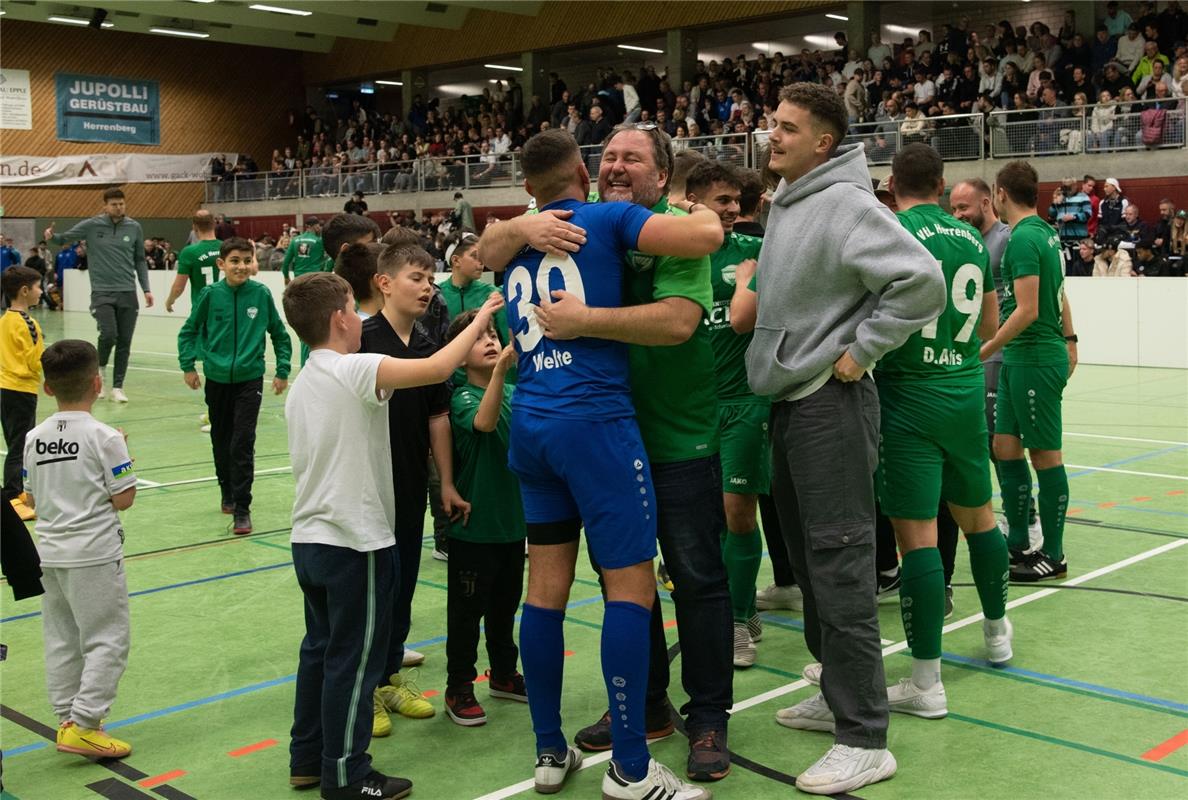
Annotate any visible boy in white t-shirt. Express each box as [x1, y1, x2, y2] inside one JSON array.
[[22, 339, 138, 760], [281, 272, 502, 800]]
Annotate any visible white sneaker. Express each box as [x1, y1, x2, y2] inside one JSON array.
[[111, 387, 129, 403], [533, 746, 582, 794], [97, 378, 107, 399], [776, 692, 835, 732], [795, 744, 896, 795], [402, 648, 425, 667], [802, 662, 822, 685], [886, 677, 947, 719], [200, 423, 212, 433], [432, 547, 449, 562], [1028, 517, 1044, 551], [984, 616, 1014, 665], [756, 582, 804, 611], [602, 758, 710, 800], [733, 622, 756, 668], [746, 612, 763, 642]]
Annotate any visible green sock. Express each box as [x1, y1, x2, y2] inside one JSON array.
[[1036, 465, 1069, 561], [722, 528, 763, 623], [997, 459, 1033, 550], [899, 547, 944, 660], [966, 528, 1009, 620]]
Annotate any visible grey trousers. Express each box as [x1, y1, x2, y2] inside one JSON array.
[[769, 376, 889, 749], [90, 291, 139, 389], [41, 561, 131, 729]]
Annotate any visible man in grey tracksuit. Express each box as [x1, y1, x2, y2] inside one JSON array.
[[45, 188, 154, 401], [743, 84, 945, 795]]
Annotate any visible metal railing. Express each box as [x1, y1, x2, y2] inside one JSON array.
[[988, 96, 1186, 158]]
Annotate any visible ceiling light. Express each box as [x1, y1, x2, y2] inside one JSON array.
[[617, 44, 664, 54], [826, 13, 849, 21], [49, 15, 113, 27], [250, 4, 312, 16], [376, 80, 403, 86], [804, 35, 836, 48], [188, 0, 217, 3], [150, 27, 210, 38], [484, 63, 523, 72]]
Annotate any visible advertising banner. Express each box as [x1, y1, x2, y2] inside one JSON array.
[[56, 73, 160, 145]]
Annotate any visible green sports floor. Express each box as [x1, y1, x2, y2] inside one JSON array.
[[2, 310, 1186, 800]]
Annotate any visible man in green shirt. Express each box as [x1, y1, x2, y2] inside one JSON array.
[[282, 218, 329, 285], [981, 160, 1078, 582], [683, 161, 768, 671], [514, 126, 734, 783], [166, 210, 221, 313], [874, 144, 1014, 720]]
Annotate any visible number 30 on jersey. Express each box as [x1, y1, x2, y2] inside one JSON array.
[[505, 254, 588, 352]]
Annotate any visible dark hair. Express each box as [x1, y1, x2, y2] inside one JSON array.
[[219, 236, 253, 260], [521, 128, 581, 200], [283, 272, 352, 347], [381, 225, 423, 248], [42, 340, 99, 403], [334, 242, 382, 303], [669, 148, 708, 194], [102, 187, 125, 202], [444, 230, 480, 265], [736, 168, 766, 217], [445, 308, 483, 343], [376, 243, 435, 276], [995, 160, 1039, 208], [2, 265, 42, 302], [604, 124, 675, 188], [685, 160, 743, 198], [192, 209, 215, 233], [454, 191, 464, 199], [322, 213, 381, 264], [777, 83, 848, 154], [891, 143, 945, 200]]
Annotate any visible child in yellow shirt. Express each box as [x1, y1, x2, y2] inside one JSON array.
[[1, 266, 46, 520]]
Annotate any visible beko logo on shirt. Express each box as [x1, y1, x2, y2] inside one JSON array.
[[36, 439, 79, 455]]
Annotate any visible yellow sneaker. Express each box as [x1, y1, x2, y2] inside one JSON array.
[[10, 497, 35, 522], [372, 688, 392, 737], [378, 669, 435, 719], [56, 721, 131, 758]]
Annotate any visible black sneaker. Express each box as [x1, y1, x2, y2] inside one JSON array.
[[686, 728, 730, 782], [444, 684, 487, 727], [573, 704, 674, 752], [876, 568, 901, 603], [1008, 546, 1031, 566], [487, 670, 528, 702], [320, 770, 411, 800], [1010, 551, 1067, 583], [944, 585, 954, 620], [233, 512, 253, 535]]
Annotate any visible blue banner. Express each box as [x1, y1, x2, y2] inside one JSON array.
[[55, 73, 160, 146]]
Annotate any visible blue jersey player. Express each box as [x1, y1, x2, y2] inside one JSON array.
[[478, 129, 723, 799]]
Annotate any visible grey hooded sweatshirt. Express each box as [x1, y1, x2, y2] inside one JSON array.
[[746, 143, 945, 401]]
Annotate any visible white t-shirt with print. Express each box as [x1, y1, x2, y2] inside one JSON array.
[[286, 349, 395, 552], [23, 411, 136, 567]]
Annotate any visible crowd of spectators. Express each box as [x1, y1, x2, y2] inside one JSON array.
[[212, 1, 1188, 200]]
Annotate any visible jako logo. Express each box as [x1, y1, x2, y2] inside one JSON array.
[[36, 439, 79, 455]]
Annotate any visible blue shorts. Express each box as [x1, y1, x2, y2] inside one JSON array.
[[508, 411, 657, 569]]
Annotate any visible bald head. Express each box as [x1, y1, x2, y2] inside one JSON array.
[[193, 209, 215, 233]]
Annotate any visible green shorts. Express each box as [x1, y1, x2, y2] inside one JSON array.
[[876, 380, 993, 519], [995, 362, 1068, 451], [719, 401, 771, 495]]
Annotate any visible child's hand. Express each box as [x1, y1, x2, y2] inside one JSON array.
[[184, 371, 202, 390], [494, 344, 517, 375], [272, 377, 288, 395], [441, 484, 472, 526], [474, 292, 505, 328]]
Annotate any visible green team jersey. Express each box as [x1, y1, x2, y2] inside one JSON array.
[[177, 238, 222, 302], [449, 381, 525, 544], [282, 231, 329, 279], [625, 199, 720, 464], [707, 232, 767, 404], [1000, 215, 1068, 367], [877, 204, 992, 384]]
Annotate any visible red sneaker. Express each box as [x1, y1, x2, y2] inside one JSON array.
[[445, 684, 487, 727]]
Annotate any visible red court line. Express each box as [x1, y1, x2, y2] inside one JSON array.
[[1068, 508, 1084, 515], [476, 675, 488, 683], [1097, 502, 1118, 509], [228, 738, 278, 758], [563, 650, 575, 656], [423, 690, 440, 698], [1142, 730, 1188, 762], [140, 769, 187, 788], [1132, 496, 1153, 502], [664, 619, 678, 629], [1168, 490, 1185, 496]]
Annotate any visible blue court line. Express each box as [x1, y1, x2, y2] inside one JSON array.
[[1067, 444, 1188, 479], [0, 562, 293, 624]]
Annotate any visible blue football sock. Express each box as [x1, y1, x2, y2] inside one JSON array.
[[602, 600, 652, 781], [520, 603, 567, 755]]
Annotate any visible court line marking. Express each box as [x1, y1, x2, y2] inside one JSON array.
[[1142, 729, 1188, 762], [136, 465, 292, 489], [473, 537, 1188, 800], [1066, 432, 1188, 447], [1065, 464, 1188, 481]]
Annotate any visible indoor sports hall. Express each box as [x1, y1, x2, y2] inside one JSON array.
[[1, 2, 1186, 799]]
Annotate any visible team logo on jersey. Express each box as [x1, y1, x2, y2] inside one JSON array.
[[721, 263, 738, 286], [633, 459, 643, 470], [629, 252, 655, 273], [123, 235, 130, 242], [112, 461, 134, 478], [246, 306, 258, 319]]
